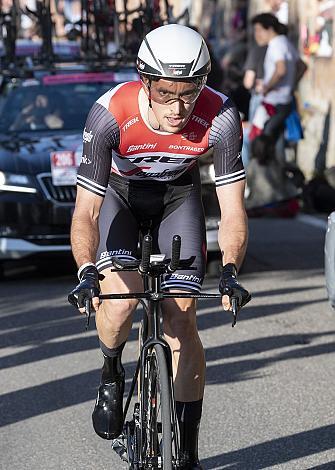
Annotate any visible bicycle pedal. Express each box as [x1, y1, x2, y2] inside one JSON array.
[[111, 438, 128, 462]]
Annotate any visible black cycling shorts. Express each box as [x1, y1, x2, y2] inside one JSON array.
[[96, 167, 207, 292]]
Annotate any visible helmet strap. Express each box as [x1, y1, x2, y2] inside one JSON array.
[[148, 79, 152, 109]]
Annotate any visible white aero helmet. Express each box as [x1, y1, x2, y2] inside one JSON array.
[[136, 24, 211, 79]]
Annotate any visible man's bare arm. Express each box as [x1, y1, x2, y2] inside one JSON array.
[[263, 59, 286, 95], [243, 69, 256, 90], [216, 180, 248, 271], [71, 186, 104, 268]]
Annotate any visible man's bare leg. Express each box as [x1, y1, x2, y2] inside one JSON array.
[[92, 269, 142, 440], [162, 297, 205, 469]]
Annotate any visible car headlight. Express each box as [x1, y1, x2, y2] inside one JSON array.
[[0, 171, 37, 193], [199, 163, 216, 184]]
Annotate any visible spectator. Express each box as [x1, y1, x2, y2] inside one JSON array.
[[249, 13, 307, 162], [266, 0, 289, 25], [10, 93, 64, 131], [243, 44, 267, 122], [231, 0, 248, 42]]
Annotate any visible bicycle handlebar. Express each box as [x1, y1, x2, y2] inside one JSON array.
[[93, 234, 246, 327], [139, 234, 152, 274], [168, 235, 181, 272]]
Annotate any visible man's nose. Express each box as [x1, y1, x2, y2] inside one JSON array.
[[170, 99, 183, 115]]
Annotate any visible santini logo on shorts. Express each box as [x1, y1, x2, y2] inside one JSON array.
[[100, 249, 132, 259]]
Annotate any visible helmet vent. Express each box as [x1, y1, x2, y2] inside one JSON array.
[[190, 42, 203, 74], [144, 37, 163, 75]]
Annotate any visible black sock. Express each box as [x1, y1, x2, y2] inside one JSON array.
[[99, 340, 125, 383], [176, 399, 203, 463]]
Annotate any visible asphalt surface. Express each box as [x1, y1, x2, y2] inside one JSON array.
[[1, 216, 335, 470]]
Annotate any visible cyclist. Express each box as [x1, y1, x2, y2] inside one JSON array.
[[68, 24, 250, 469]]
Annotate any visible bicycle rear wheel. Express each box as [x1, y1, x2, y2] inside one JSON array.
[[141, 343, 175, 469]]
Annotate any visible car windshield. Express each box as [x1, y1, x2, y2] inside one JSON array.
[[0, 73, 136, 133]]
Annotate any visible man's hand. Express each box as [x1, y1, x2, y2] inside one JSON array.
[[219, 263, 251, 311], [68, 265, 100, 314], [254, 79, 264, 94]]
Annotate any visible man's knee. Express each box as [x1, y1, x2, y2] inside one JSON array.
[[163, 298, 197, 339], [99, 299, 137, 328]]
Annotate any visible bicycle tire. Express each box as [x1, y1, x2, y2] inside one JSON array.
[[141, 343, 173, 469]]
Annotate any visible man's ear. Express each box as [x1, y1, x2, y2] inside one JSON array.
[[141, 76, 150, 87], [141, 76, 150, 96]]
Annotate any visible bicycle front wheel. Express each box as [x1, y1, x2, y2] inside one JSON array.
[[141, 343, 174, 469]]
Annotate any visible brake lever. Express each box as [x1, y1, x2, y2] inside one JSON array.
[[84, 298, 92, 331], [231, 297, 239, 328]]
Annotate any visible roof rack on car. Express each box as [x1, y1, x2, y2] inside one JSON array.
[[0, 0, 189, 78]]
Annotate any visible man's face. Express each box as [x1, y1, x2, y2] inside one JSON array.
[[143, 78, 202, 133], [254, 23, 271, 46], [35, 94, 48, 108]]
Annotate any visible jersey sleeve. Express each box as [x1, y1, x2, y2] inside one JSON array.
[[76, 101, 120, 197], [209, 98, 245, 187]]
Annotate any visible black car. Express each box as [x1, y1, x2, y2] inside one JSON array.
[[0, 61, 221, 275]]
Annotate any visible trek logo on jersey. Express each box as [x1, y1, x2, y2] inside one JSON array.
[[126, 154, 195, 164], [123, 116, 139, 132], [172, 69, 183, 76], [83, 128, 94, 143], [191, 115, 210, 128], [126, 143, 158, 153]]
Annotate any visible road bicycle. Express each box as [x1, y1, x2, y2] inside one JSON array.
[[85, 233, 239, 469]]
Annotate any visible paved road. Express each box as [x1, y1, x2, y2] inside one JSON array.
[[1, 217, 335, 470]]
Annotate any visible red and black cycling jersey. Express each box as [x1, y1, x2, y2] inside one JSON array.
[[77, 81, 245, 198]]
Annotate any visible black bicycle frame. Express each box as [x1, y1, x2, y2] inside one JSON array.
[[99, 267, 223, 455]]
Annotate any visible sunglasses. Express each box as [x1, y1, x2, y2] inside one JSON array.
[[146, 77, 206, 105]]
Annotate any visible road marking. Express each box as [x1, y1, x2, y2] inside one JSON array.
[[296, 214, 328, 230]]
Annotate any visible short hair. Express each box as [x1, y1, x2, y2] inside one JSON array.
[[251, 13, 287, 35]]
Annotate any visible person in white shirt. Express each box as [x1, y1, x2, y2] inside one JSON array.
[[251, 13, 307, 150]]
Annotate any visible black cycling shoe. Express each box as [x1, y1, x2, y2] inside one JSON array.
[[92, 374, 125, 440]]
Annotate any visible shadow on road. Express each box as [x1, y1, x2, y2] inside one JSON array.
[[202, 424, 335, 469], [0, 360, 137, 428], [206, 333, 335, 385], [0, 291, 328, 367]]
